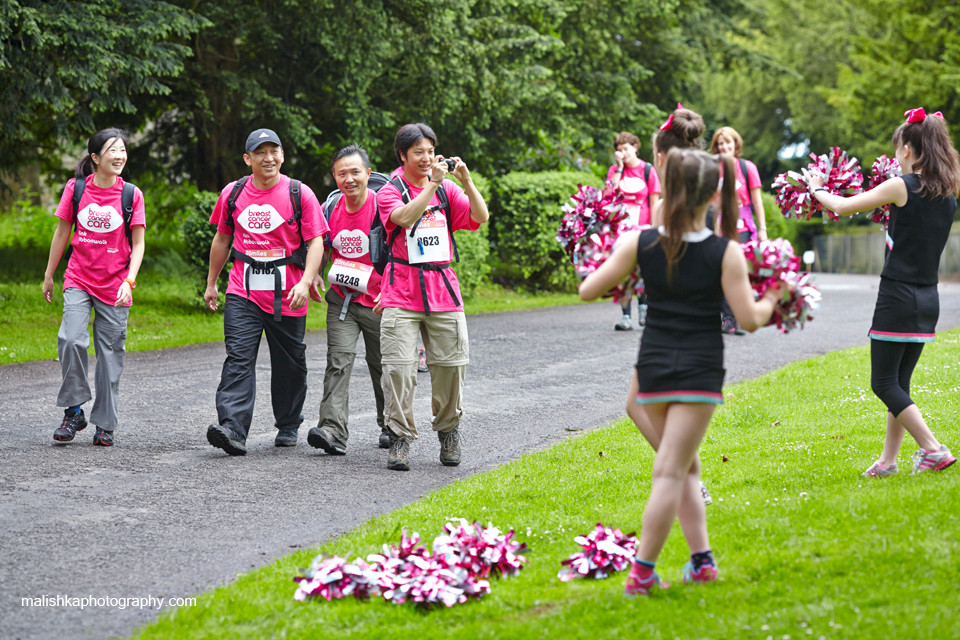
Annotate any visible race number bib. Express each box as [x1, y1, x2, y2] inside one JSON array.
[[405, 212, 450, 264], [243, 249, 287, 291], [327, 257, 374, 294]]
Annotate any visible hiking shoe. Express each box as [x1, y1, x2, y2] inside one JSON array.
[[387, 435, 410, 471], [624, 562, 669, 597], [438, 428, 461, 467], [614, 315, 633, 331], [699, 480, 713, 506], [378, 427, 391, 449], [274, 426, 299, 447], [862, 461, 898, 478], [92, 427, 114, 447], [53, 410, 87, 442], [307, 426, 346, 455], [912, 446, 956, 474], [206, 423, 247, 456], [638, 303, 648, 327], [682, 561, 718, 584], [417, 347, 428, 372]]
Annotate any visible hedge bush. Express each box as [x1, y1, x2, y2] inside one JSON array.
[[180, 190, 222, 294], [489, 170, 601, 291]]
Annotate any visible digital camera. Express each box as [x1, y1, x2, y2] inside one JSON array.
[[443, 158, 456, 172]]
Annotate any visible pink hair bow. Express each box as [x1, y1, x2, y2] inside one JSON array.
[[659, 102, 686, 131], [904, 107, 944, 123]]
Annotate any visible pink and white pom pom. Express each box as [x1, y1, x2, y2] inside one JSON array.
[[557, 523, 638, 581], [556, 185, 639, 300], [773, 147, 864, 222], [432, 519, 529, 581], [868, 155, 901, 229], [293, 555, 381, 602], [740, 238, 821, 333]]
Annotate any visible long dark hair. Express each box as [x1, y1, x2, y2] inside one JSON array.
[[658, 149, 738, 282], [892, 115, 960, 198], [73, 128, 128, 179]]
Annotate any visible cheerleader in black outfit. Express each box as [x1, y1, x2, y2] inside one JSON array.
[[807, 107, 959, 478], [580, 149, 782, 596]]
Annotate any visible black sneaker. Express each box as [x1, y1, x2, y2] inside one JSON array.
[[93, 427, 114, 447], [307, 426, 346, 455], [53, 410, 87, 442], [438, 428, 461, 467], [378, 427, 391, 449], [206, 423, 247, 456], [274, 426, 299, 447], [387, 434, 410, 471]]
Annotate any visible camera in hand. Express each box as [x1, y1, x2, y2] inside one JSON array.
[[443, 158, 456, 172]]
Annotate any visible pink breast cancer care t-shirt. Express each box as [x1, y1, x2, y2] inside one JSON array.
[[55, 175, 146, 307], [605, 161, 661, 227], [209, 175, 327, 317], [377, 176, 480, 312], [327, 192, 381, 307]]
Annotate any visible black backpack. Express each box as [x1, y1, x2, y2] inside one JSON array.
[[322, 171, 391, 267], [65, 177, 136, 264], [222, 175, 307, 321]]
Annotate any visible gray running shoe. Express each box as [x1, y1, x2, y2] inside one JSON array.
[[378, 427, 391, 449], [862, 460, 898, 478], [307, 426, 346, 455], [438, 428, 461, 467], [387, 435, 410, 471], [614, 315, 633, 331]]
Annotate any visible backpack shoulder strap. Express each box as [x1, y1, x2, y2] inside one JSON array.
[[121, 182, 135, 245], [643, 161, 651, 184], [224, 175, 249, 232], [738, 158, 756, 216], [71, 177, 86, 226], [435, 183, 459, 263]]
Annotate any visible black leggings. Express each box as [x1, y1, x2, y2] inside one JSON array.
[[870, 339, 925, 417]]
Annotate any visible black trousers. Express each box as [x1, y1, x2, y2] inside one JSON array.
[[215, 294, 307, 438], [870, 339, 925, 417]]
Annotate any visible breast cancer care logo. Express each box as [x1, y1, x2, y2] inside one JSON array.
[[238, 204, 285, 234], [333, 229, 370, 257], [78, 204, 123, 233]]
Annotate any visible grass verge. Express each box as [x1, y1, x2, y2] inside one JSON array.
[[133, 330, 960, 639]]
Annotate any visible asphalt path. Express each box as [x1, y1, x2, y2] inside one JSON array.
[[3, 273, 960, 639]]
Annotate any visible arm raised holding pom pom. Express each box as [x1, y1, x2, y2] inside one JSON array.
[[720, 241, 782, 332], [806, 167, 907, 216]]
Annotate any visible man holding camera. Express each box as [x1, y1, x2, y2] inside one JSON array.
[[375, 123, 489, 471]]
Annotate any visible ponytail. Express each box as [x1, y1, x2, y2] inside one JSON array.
[[892, 115, 960, 198], [73, 127, 128, 179], [717, 153, 739, 241], [659, 149, 726, 282]]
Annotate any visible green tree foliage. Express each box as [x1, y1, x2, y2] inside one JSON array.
[[489, 170, 601, 291], [0, 0, 208, 176]]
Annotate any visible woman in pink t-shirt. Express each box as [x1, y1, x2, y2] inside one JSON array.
[[42, 128, 146, 447], [709, 127, 768, 243], [605, 131, 661, 331]]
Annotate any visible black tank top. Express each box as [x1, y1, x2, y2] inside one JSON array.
[[882, 173, 955, 285], [637, 227, 730, 339]]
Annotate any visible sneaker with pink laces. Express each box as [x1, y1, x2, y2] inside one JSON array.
[[862, 461, 898, 478], [912, 446, 956, 474], [682, 561, 718, 584], [624, 562, 669, 597]]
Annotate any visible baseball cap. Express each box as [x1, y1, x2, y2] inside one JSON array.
[[245, 128, 282, 153]]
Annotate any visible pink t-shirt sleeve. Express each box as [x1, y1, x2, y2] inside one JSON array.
[[209, 183, 236, 233], [445, 180, 481, 232], [745, 160, 761, 191], [297, 183, 329, 242]]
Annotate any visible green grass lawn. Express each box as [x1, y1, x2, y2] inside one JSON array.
[[133, 330, 960, 639]]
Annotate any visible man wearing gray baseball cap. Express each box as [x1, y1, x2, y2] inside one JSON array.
[[203, 128, 329, 455]]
